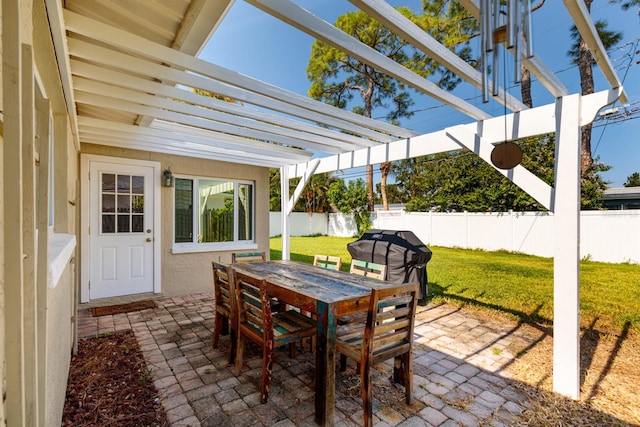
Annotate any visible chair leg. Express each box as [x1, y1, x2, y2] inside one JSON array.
[[288, 342, 297, 358], [221, 316, 229, 336], [261, 341, 275, 403], [228, 329, 237, 366], [234, 334, 245, 376], [339, 354, 347, 372], [212, 312, 223, 348], [360, 359, 373, 427], [403, 353, 413, 404]]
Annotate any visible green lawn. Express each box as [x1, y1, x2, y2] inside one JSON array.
[[270, 236, 640, 335]]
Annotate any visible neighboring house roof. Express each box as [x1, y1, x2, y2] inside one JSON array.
[[603, 187, 640, 200]]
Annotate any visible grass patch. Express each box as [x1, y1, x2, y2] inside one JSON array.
[[270, 236, 640, 334]]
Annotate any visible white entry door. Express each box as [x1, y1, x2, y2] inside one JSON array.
[[89, 161, 155, 300]]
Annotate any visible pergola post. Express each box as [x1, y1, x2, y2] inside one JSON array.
[[280, 166, 291, 260], [553, 93, 581, 399]]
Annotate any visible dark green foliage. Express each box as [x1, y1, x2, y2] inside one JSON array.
[[269, 169, 338, 213], [392, 135, 556, 212], [327, 178, 371, 235], [624, 172, 640, 187]]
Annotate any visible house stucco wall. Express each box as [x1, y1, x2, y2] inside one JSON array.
[[45, 263, 74, 426], [2, 0, 80, 425], [80, 144, 271, 297], [33, 2, 80, 426]]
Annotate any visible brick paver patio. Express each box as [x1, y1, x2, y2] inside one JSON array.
[[77, 293, 538, 426]]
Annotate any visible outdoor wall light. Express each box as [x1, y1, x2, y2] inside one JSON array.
[[162, 168, 174, 187]]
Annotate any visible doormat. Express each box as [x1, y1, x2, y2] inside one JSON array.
[[91, 300, 156, 317]]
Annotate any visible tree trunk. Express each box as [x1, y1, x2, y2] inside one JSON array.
[[520, 65, 532, 108], [366, 165, 374, 211], [578, 0, 594, 175], [380, 162, 391, 210]]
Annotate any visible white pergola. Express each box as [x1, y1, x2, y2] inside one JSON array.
[[46, 0, 627, 400]]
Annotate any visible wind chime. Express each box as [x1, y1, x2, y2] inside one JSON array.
[[480, 0, 534, 169]]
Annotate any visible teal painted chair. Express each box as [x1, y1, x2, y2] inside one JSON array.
[[231, 251, 266, 263], [349, 259, 386, 280], [313, 254, 342, 271]]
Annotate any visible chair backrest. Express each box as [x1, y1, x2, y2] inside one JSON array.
[[232, 251, 266, 263], [313, 254, 342, 271], [349, 259, 387, 280], [233, 270, 272, 343], [365, 283, 418, 364], [212, 262, 233, 314]]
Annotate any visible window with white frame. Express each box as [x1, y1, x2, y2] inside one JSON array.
[[174, 176, 254, 249]]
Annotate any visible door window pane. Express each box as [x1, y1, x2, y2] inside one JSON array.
[[102, 174, 115, 192], [132, 175, 144, 194], [117, 215, 130, 233], [102, 194, 115, 213], [117, 175, 130, 192], [132, 215, 144, 232], [132, 195, 144, 213], [102, 215, 115, 233], [101, 172, 144, 234], [117, 195, 130, 213]]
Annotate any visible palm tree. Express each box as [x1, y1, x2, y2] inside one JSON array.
[[566, 2, 622, 174]]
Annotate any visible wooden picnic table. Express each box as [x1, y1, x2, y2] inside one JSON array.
[[229, 260, 399, 426]]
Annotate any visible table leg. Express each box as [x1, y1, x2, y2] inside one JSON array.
[[315, 301, 336, 426]]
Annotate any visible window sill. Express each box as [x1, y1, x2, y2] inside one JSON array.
[[49, 233, 76, 289], [171, 242, 257, 254]]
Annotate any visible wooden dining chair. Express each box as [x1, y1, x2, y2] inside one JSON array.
[[231, 251, 266, 263], [233, 270, 317, 404], [349, 259, 387, 280], [313, 254, 342, 271], [335, 282, 419, 427], [212, 262, 236, 364]]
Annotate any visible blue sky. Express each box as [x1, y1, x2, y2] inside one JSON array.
[[199, 1, 640, 187]]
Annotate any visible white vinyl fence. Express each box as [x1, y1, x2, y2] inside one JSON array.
[[372, 210, 639, 264], [270, 210, 639, 264]]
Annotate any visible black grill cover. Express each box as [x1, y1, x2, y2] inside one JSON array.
[[347, 229, 432, 299]]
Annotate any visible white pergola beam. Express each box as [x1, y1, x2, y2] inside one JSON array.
[[73, 77, 359, 154], [74, 89, 338, 155], [289, 89, 619, 178], [78, 116, 312, 163], [349, 0, 528, 112], [246, 0, 492, 121], [71, 60, 374, 149], [80, 135, 287, 167], [445, 127, 553, 209], [288, 159, 320, 215], [79, 125, 301, 166], [63, 9, 413, 139], [66, 37, 399, 144]]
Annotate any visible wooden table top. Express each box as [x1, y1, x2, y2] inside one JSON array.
[[229, 260, 394, 304]]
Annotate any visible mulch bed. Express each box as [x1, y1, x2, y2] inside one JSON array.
[[91, 300, 156, 317], [62, 329, 168, 427]]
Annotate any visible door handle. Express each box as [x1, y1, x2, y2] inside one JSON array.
[[146, 237, 152, 242]]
